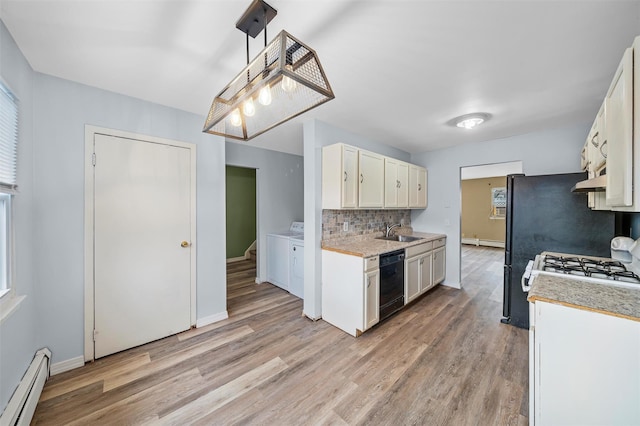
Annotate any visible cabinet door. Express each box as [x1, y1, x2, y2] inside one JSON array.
[[364, 269, 380, 330], [405, 257, 421, 303], [419, 252, 433, 292], [432, 247, 445, 285], [359, 151, 385, 208], [409, 165, 428, 208], [534, 301, 640, 425], [384, 158, 399, 208], [605, 47, 633, 207], [342, 145, 359, 208], [397, 162, 409, 208]]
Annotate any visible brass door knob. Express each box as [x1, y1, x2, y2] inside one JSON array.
[[181, 241, 190, 247]]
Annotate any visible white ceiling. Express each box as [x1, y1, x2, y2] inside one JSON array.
[[2, 1, 639, 156]]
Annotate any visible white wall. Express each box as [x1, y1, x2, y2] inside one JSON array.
[[0, 19, 230, 406], [0, 20, 38, 411], [31, 73, 227, 364], [410, 123, 589, 288], [303, 119, 410, 319], [226, 142, 304, 284]]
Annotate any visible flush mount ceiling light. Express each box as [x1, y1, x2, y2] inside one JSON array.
[[203, 0, 335, 141], [450, 112, 492, 130]]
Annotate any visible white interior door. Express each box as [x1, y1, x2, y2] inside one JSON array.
[[93, 134, 192, 358]]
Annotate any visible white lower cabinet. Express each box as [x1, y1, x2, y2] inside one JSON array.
[[405, 256, 422, 303], [404, 238, 445, 304], [419, 252, 433, 291], [364, 269, 380, 330], [530, 301, 640, 425], [432, 246, 446, 285], [322, 250, 379, 336]]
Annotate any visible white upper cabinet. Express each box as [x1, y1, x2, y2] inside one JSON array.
[[322, 143, 427, 210], [586, 103, 610, 211], [322, 143, 359, 209], [384, 158, 409, 208], [409, 165, 427, 208], [358, 150, 385, 208], [584, 36, 640, 212], [605, 47, 633, 207]]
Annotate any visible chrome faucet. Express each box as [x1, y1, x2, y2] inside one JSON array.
[[385, 223, 402, 237]]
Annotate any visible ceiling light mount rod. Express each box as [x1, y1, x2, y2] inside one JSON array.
[[203, 0, 335, 141]]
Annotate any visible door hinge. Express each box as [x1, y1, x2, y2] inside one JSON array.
[[92, 153, 96, 166], [93, 329, 98, 341]]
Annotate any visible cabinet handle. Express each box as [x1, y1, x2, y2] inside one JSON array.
[[344, 171, 347, 182], [418, 183, 422, 191], [360, 174, 364, 183], [600, 139, 608, 159], [367, 277, 371, 288], [293, 247, 296, 251], [591, 131, 599, 148], [397, 180, 400, 188]]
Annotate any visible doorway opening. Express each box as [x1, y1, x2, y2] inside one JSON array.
[[459, 161, 522, 298], [225, 165, 258, 314]]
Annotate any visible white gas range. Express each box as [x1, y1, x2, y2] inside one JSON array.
[[522, 251, 640, 292]]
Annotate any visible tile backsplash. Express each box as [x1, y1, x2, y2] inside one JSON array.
[[322, 209, 411, 240]]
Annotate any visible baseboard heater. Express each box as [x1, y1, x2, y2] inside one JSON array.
[[461, 238, 505, 248], [0, 348, 51, 426]]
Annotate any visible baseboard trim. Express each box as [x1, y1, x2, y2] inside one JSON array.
[[441, 281, 461, 290], [50, 355, 84, 376], [196, 311, 229, 328], [226, 256, 246, 264], [461, 238, 505, 249]]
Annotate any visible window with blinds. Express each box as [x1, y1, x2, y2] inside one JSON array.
[[0, 81, 17, 297], [0, 82, 18, 192]]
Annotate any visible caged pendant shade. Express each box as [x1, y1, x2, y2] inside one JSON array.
[[203, 21, 335, 141]]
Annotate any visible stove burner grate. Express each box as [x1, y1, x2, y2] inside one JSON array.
[[542, 254, 640, 283]]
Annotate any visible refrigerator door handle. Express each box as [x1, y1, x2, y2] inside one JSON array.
[[502, 265, 512, 320]]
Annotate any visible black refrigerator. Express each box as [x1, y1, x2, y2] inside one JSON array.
[[502, 172, 617, 329]]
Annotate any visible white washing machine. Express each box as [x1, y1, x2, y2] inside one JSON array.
[[266, 222, 304, 298]]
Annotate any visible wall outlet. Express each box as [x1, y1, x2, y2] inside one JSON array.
[[343, 221, 349, 231]]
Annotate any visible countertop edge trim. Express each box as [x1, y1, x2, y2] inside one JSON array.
[[528, 296, 640, 323]]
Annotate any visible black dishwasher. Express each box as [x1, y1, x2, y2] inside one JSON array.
[[379, 249, 405, 321]]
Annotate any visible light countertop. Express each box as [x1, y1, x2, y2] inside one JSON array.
[[321, 232, 446, 258], [528, 274, 640, 322]]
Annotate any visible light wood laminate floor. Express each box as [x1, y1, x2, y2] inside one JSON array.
[[33, 245, 527, 425]]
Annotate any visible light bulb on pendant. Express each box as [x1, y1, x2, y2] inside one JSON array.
[[243, 98, 256, 117], [281, 65, 297, 92], [258, 85, 272, 106], [230, 108, 242, 127]]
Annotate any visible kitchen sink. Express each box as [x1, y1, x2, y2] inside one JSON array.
[[376, 235, 423, 242]]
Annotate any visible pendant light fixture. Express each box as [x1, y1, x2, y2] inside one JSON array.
[[203, 0, 335, 141]]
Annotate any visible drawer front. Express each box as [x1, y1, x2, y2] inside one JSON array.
[[405, 241, 433, 258], [364, 256, 379, 271], [433, 238, 446, 249]]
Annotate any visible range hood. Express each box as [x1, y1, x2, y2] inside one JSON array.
[[571, 174, 607, 192]]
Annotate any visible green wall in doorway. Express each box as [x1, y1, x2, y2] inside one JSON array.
[[226, 166, 256, 259]]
